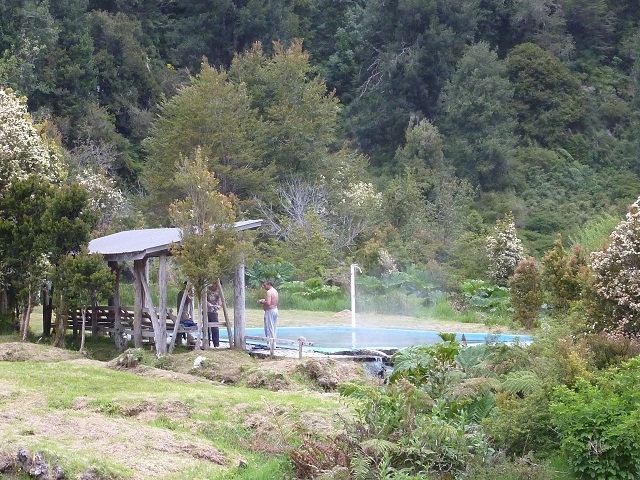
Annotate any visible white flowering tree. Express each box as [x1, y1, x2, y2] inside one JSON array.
[[0, 88, 94, 339], [591, 197, 640, 333], [0, 88, 62, 191], [75, 168, 128, 233], [486, 212, 525, 284]]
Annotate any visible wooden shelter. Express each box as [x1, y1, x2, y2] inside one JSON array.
[[87, 220, 262, 352]]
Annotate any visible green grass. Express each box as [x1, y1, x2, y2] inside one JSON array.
[[0, 358, 346, 479]]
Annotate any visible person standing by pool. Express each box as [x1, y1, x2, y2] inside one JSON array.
[[207, 283, 221, 348], [258, 280, 278, 339]]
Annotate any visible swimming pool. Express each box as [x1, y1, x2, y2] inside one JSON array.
[[242, 326, 530, 353]]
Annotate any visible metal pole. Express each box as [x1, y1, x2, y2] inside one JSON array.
[[350, 264, 358, 329]]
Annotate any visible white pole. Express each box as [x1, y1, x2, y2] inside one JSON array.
[[350, 264, 358, 329], [350, 264, 361, 350]]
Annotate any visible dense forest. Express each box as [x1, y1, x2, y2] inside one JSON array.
[[2, 0, 640, 278], [6, 2, 640, 478]]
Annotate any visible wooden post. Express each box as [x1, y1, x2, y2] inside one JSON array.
[[133, 259, 145, 348], [139, 272, 167, 355], [159, 254, 167, 332], [168, 282, 189, 354], [217, 278, 233, 348], [109, 262, 127, 351], [233, 256, 246, 350], [200, 287, 209, 350]]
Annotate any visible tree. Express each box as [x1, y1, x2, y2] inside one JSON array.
[[591, 197, 640, 334], [438, 42, 517, 190], [486, 212, 525, 285], [169, 147, 245, 350], [509, 258, 543, 329], [0, 88, 62, 192], [142, 59, 268, 224], [505, 43, 584, 148], [53, 248, 114, 352], [229, 39, 340, 178], [541, 236, 589, 313]]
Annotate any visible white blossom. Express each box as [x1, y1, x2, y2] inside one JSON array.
[[0, 88, 62, 189], [591, 197, 640, 330], [486, 212, 525, 283]]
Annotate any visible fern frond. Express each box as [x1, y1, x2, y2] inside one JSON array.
[[466, 391, 496, 423], [359, 438, 399, 458], [502, 370, 543, 395]]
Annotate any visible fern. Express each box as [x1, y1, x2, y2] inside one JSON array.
[[502, 370, 543, 396], [466, 392, 496, 423], [359, 438, 399, 458]]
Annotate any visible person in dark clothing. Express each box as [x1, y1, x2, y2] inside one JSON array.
[[207, 283, 221, 347]]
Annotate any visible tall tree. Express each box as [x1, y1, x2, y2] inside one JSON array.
[[142, 60, 268, 224], [169, 147, 245, 351], [229, 39, 339, 177], [505, 42, 584, 149], [438, 42, 517, 191]]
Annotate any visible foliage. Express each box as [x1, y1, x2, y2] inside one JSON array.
[[0, 87, 62, 191], [438, 41, 516, 191], [143, 59, 267, 223], [486, 212, 525, 285], [245, 260, 296, 288], [590, 196, 640, 334], [551, 357, 640, 479], [509, 258, 543, 329], [459, 280, 511, 316], [390, 334, 460, 398], [541, 236, 590, 313], [53, 248, 115, 351]]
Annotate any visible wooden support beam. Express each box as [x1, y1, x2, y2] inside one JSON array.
[[217, 278, 233, 348], [132, 259, 144, 348], [233, 257, 246, 350]]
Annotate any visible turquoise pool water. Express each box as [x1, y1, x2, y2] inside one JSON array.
[[242, 326, 530, 353]]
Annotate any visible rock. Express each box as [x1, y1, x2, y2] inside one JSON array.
[[193, 356, 207, 368]]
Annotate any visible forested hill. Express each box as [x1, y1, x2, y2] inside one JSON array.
[[2, 0, 640, 277]]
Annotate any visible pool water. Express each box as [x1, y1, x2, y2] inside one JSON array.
[[242, 326, 530, 353]]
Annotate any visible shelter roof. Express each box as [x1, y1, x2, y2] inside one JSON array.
[[88, 219, 262, 262]]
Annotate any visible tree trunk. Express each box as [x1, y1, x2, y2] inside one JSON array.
[[20, 284, 32, 341], [79, 307, 87, 353], [200, 288, 209, 350], [53, 292, 66, 348]]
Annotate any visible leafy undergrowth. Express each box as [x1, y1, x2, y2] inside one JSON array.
[[0, 339, 372, 479]]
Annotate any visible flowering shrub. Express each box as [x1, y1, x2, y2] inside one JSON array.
[[75, 168, 127, 232], [0, 88, 62, 190], [486, 212, 525, 284], [591, 197, 640, 333]]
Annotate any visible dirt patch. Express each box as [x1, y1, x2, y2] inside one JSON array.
[[1, 407, 226, 480]]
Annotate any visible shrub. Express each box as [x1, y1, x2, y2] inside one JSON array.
[[591, 197, 640, 334], [459, 279, 511, 316], [486, 212, 525, 285], [509, 258, 543, 329], [550, 357, 640, 479]]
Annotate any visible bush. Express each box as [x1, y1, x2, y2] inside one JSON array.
[[550, 357, 640, 479], [509, 258, 543, 329], [459, 279, 511, 316]]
